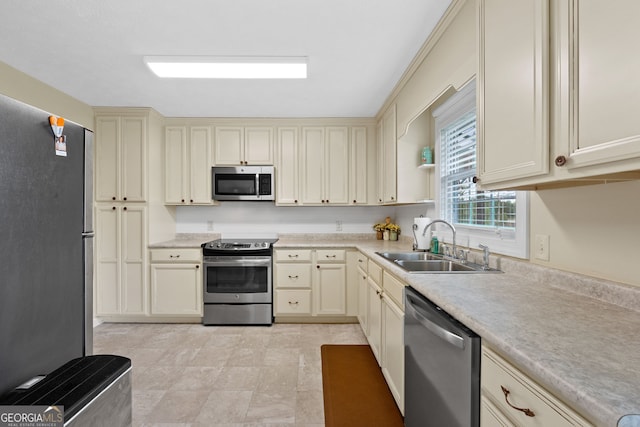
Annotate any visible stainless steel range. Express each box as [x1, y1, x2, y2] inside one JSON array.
[[202, 238, 278, 325]]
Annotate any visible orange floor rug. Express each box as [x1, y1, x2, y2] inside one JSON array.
[[321, 344, 404, 427]]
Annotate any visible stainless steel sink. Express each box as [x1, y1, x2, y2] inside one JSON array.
[[375, 251, 502, 274], [395, 260, 476, 272], [376, 252, 442, 261]]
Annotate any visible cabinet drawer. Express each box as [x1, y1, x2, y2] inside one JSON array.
[[275, 264, 312, 288], [356, 251, 368, 273], [275, 249, 312, 262], [368, 260, 383, 285], [383, 271, 405, 310], [316, 249, 346, 262], [275, 290, 312, 315], [481, 347, 591, 427], [150, 248, 202, 262]]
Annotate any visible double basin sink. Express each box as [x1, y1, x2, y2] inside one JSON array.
[[376, 251, 502, 274]]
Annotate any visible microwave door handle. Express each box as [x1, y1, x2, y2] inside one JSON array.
[[255, 173, 260, 197]]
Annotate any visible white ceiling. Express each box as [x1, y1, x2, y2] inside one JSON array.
[[0, 0, 451, 118]]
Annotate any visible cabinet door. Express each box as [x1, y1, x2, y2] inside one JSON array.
[[558, 1, 640, 171], [357, 267, 369, 335], [367, 277, 383, 364], [276, 127, 299, 205], [314, 263, 346, 315], [189, 126, 213, 204], [121, 117, 147, 202], [381, 105, 397, 203], [300, 127, 325, 204], [382, 295, 405, 414], [245, 127, 274, 164], [477, 0, 549, 186], [215, 127, 244, 165], [164, 126, 187, 204], [121, 205, 147, 315], [151, 263, 202, 316], [95, 204, 120, 315], [350, 126, 368, 204], [325, 127, 349, 204], [95, 117, 120, 202]]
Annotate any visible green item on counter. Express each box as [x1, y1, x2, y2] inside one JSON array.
[[430, 236, 439, 254]]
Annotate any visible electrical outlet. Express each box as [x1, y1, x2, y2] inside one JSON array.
[[206, 220, 214, 232], [534, 234, 550, 261], [336, 220, 343, 231]]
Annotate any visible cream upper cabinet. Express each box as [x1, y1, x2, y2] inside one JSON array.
[[95, 204, 147, 316], [214, 126, 273, 165], [553, 0, 640, 172], [477, 0, 549, 187], [164, 126, 213, 205], [95, 115, 147, 202], [477, 0, 640, 190], [275, 127, 300, 205], [350, 126, 368, 204], [379, 105, 397, 203], [300, 127, 349, 205]]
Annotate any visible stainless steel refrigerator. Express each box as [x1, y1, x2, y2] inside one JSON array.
[[0, 94, 93, 397]]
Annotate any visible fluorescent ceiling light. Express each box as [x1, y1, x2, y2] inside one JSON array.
[[143, 56, 307, 79]]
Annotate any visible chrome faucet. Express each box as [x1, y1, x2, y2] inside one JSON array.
[[422, 219, 457, 259], [479, 244, 490, 270]]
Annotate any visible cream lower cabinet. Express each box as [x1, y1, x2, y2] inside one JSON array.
[[481, 346, 592, 427], [95, 204, 147, 316], [356, 252, 369, 333], [274, 248, 353, 318], [366, 260, 384, 363], [149, 249, 203, 317], [314, 249, 346, 315], [274, 249, 313, 316]]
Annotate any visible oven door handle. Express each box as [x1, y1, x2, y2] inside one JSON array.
[[204, 259, 272, 267]]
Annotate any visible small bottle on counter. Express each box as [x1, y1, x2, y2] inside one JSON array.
[[430, 236, 439, 254]]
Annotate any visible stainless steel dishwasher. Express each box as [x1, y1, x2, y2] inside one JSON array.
[[404, 286, 480, 427]]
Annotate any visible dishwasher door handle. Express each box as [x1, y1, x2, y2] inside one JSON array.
[[406, 297, 465, 349]]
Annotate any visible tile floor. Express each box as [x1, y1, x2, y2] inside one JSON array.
[[93, 322, 367, 426]]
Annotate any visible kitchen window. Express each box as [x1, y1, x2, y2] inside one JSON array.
[[433, 81, 528, 258]]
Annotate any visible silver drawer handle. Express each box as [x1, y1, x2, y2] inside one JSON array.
[[501, 386, 535, 417], [288, 275, 299, 279]]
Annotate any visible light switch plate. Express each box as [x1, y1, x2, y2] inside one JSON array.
[[535, 234, 550, 261]]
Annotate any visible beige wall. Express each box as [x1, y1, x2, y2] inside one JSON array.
[[530, 180, 640, 287], [0, 61, 94, 128]]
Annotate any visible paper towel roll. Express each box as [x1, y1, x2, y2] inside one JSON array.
[[413, 217, 432, 250]]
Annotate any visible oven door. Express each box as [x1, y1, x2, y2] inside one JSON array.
[[203, 256, 272, 304]]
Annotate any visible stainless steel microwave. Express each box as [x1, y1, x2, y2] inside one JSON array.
[[212, 166, 275, 201]]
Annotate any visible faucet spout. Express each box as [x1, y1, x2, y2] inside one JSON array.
[[422, 219, 457, 259]]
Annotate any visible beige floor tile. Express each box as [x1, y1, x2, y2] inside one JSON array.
[[195, 390, 252, 423], [94, 322, 368, 426]]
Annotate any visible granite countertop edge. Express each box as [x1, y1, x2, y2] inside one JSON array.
[[275, 235, 640, 427]]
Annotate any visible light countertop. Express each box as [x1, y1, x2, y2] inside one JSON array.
[[275, 235, 640, 427]]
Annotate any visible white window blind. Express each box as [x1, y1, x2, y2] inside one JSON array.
[[433, 80, 528, 259]]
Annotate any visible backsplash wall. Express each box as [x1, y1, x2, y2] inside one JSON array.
[[176, 203, 432, 239]]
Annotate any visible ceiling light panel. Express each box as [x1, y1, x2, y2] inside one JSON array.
[[144, 56, 308, 79]]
